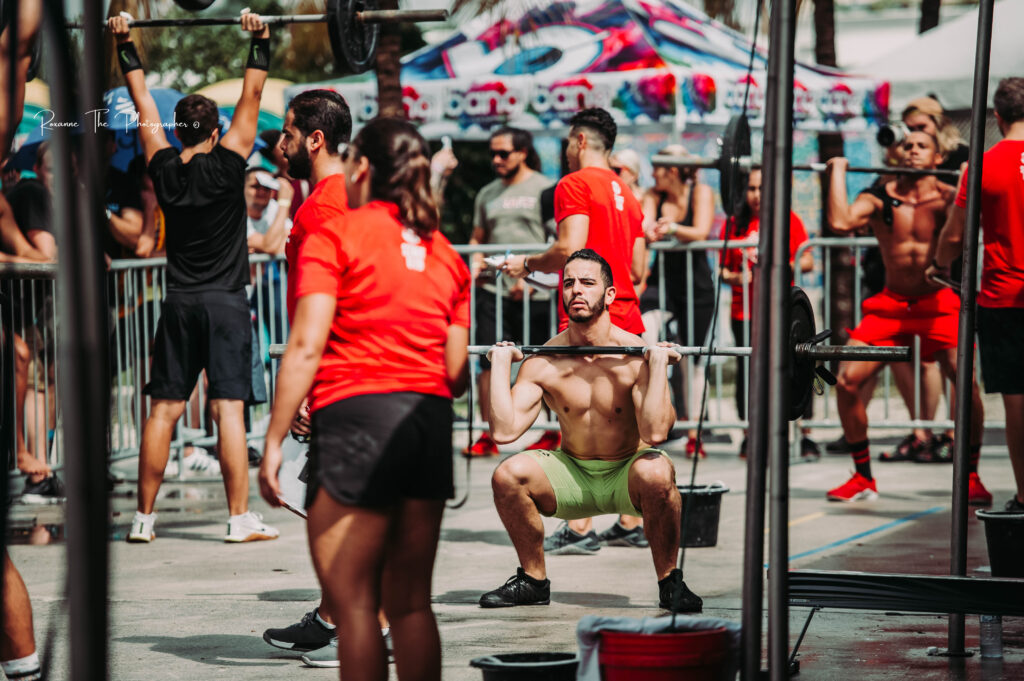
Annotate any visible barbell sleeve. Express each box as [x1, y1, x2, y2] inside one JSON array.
[[795, 344, 912, 362]]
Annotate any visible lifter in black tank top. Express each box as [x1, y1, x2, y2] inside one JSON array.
[[640, 145, 716, 456]]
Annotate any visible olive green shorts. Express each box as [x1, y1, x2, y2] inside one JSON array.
[[524, 447, 671, 520]]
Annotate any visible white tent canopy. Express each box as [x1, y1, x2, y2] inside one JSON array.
[[859, 0, 1022, 113]]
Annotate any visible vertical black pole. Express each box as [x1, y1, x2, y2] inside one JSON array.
[[742, 18, 775, 681], [948, 0, 995, 655], [764, 1, 797, 679], [43, 0, 111, 678]]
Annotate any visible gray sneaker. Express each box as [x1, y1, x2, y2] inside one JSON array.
[[543, 521, 600, 555], [597, 521, 649, 548]]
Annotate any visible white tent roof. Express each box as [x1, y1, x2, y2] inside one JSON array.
[[858, 0, 1023, 112]]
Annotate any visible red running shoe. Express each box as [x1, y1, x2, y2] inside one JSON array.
[[826, 472, 878, 502], [685, 439, 707, 459], [529, 430, 562, 451], [968, 472, 993, 506], [463, 433, 500, 457]]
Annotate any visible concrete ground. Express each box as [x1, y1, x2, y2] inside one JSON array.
[[8, 426, 1024, 680]]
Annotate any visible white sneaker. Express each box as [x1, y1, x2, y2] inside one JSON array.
[[127, 511, 156, 543], [301, 637, 339, 668], [224, 511, 279, 543], [165, 448, 221, 477]]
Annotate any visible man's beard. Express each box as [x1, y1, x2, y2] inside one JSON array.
[[285, 144, 312, 180], [563, 294, 606, 323], [495, 160, 521, 179]]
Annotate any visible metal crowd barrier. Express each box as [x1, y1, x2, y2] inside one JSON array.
[[0, 236, 999, 482]]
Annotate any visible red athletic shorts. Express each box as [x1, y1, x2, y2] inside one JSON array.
[[848, 287, 960, 359]]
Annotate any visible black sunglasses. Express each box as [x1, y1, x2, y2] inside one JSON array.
[[610, 166, 624, 175], [491, 149, 514, 160]]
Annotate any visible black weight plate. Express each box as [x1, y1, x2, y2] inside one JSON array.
[[719, 114, 751, 217], [174, 0, 216, 10], [789, 286, 816, 421], [329, 0, 380, 74]]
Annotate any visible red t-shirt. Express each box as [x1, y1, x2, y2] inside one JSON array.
[[722, 212, 809, 321], [955, 140, 1024, 307], [286, 173, 348, 323], [294, 201, 471, 410], [554, 166, 644, 334]]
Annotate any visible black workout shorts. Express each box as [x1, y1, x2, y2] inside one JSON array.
[[473, 290, 555, 369], [144, 289, 253, 401], [977, 305, 1024, 394], [306, 392, 454, 508]]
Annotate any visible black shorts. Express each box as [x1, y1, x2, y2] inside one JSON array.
[[978, 305, 1024, 394], [144, 289, 253, 401], [473, 289, 555, 370], [306, 392, 454, 508]]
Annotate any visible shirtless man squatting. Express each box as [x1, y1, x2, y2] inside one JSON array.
[[478, 249, 702, 613]]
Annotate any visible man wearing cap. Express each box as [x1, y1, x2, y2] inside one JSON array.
[[245, 167, 292, 255]]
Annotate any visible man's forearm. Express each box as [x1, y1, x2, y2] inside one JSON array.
[[934, 204, 966, 268], [524, 241, 572, 274], [827, 173, 853, 232], [639, 360, 675, 443], [487, 359, 519, 441]]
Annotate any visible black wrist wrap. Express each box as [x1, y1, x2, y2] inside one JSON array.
[[246, 37, 270, 71], [117, 41, 143, 74]]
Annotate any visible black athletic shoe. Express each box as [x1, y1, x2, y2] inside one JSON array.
[[825, 435, 853, 454], [479, 568, 551, 608], [21, 475, 65, 503], [597, 521, 649, 548], [1005, 497, 1024, 513], [248, 445, 263, 467], [543, 521, 601, 555], [800, 437, 821, 460], [658, 568, 703, 613], [263, 609, 336, 651]]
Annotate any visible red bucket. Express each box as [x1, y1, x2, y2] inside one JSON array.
[[599, 627, 729, 681]]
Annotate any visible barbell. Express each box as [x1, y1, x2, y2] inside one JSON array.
[[652, 114, 961, 216], [68, 0, 448, 74], [268, 289, 910, 421]]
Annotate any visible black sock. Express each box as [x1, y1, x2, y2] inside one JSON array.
[[968, 444, 981, 474], [850, 439, 871, 479]]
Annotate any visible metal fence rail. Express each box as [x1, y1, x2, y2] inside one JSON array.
[[0, 236, 999, 481]]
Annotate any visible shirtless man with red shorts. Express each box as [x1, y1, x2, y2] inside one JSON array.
[[825, 131, 990, 504]]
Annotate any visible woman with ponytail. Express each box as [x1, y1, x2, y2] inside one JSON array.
[[261, 117, 470, 681]]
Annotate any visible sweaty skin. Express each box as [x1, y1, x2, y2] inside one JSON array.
[[488, 258, 677, 457], [828, 133, 955, 297]]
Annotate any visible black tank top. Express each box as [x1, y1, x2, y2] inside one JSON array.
[[644, 187, 715, 312]]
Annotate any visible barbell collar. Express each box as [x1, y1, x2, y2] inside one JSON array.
[[69, 9, 448, 29]]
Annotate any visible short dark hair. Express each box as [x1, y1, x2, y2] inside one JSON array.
[[565, 248, 613, 289], [994, 78, 1024, 124], [568, 108, 616, 152], [174, 94, 220, 147], [287, 89, 352, 153], [489, 126, 541, 171], [258, 129, 282, 149]]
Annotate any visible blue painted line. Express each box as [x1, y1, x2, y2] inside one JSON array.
[[764, 505, 946, 568]]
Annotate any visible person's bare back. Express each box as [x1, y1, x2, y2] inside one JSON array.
[[520, 325, 649, 461]]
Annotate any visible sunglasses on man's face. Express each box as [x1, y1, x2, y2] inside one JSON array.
[[491, 149, 514, 160], [610, 166, 624, 175]]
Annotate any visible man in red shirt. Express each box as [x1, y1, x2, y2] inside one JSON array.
[[501, 108, 647, 553], [260, 88, 356, 661], [931, 77, 1024, 513]]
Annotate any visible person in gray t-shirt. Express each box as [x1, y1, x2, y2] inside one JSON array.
[[465, 127, 559, 457]]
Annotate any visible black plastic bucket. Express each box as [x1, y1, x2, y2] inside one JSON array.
[[469, 652, 578, 681], [975, 510, 1024, 578], [678, 483, 729, 548]]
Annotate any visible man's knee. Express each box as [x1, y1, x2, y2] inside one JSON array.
[[491, 454, 541, 494], [210, 398, 244, 423], [148, 399, 187, 424], [630, 453, 678, 499]]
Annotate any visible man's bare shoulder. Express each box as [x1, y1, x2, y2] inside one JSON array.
[[611, 325, 645, 347]]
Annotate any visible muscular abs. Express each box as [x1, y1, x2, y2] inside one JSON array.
[[530, 355, 646, 461], [870, 181, 955, 296]]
